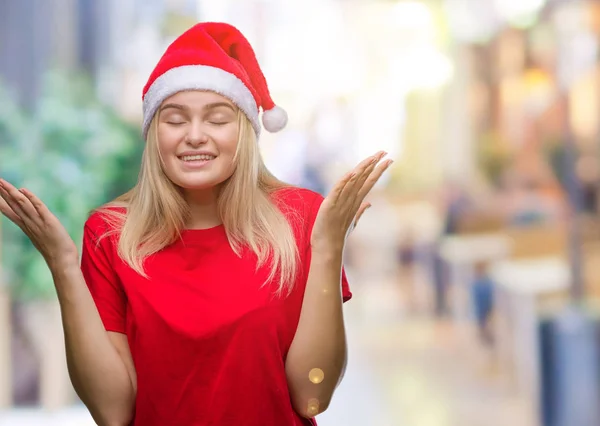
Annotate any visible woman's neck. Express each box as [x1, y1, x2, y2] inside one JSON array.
[[183, 189, 221, 229]]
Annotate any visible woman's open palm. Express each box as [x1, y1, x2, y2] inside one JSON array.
[[311, 151, 393, 252], [0, 179, 78, 268]]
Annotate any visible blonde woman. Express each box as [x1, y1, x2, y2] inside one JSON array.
[[0, 22, 392, 426]]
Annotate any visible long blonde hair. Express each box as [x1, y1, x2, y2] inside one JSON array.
[[97, 111, 300, 296]]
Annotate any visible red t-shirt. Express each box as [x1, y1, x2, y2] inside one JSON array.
[[81, 187, 351, 426]]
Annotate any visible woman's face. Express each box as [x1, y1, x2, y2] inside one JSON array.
[[156, 90, 239, 193]]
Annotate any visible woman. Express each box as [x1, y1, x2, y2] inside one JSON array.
[[0, 22, 392, 425]]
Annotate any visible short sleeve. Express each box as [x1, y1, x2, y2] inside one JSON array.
[[81, 220, 127, 333], [341, 267, 352, 303], [306, 191, 352, 303]]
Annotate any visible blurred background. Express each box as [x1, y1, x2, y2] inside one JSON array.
[[2, 0, 600, 425]]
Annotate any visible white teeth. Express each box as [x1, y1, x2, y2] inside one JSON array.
[[181, 154, 215, 162]]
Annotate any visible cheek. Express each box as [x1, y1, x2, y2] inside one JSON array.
[[217, 127, 240, 156], [157, 132, 182, 159], [156, 135, 182, 177], [221, 140, 238, 159], [219, 141, 239, 173]]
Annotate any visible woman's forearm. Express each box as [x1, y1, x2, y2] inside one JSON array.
[[52, 260, 135, 426], [285, 248, 347, 418]]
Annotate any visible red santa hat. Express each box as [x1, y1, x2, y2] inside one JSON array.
[[142, 22, 287, 139]]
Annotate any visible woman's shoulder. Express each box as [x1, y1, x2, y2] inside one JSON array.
[[271, 186, 327, 234], [271, 186, 325, 212], [84, 205, 127, 238]]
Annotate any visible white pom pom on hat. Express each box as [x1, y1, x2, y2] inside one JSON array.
[[262, 106, 288, 133], [142, 22, 288, 139]]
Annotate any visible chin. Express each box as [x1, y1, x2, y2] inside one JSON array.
[[175, 176, 229, 192], [178, 181, 218, 191]]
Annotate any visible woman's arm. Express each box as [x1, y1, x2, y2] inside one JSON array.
[[285, 152, 392, 418], [0, 180, 135, 426], [56, 260, 136, 426], [284, 248, 347, 418]]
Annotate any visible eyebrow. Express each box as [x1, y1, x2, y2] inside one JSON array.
[[159, 103, 186, 112], [204, 102, 237, 112], [159, 102, 236, 113]]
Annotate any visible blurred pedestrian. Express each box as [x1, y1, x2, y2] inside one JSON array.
[[471, 261, 495, 346]]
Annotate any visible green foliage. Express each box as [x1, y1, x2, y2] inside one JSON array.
[[0, 71, 144, 300]]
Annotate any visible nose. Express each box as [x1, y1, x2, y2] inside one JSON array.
[[185, 121, 208, 146]]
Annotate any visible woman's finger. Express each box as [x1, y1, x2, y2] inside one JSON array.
[[20, 188, 52, 222], [353, 202, 371, 228], [324, 151, 387, 220], [357, 159, 394, 200], [339, 151, 386, 201], [347, 202, 370, 237], [0, 185, 27, 222], [0, 180, 39, 223], [337, 156, 375, 197], [345, 152, 386, 200], [0, 190, 24, 226], [328, 170, 355, 204]]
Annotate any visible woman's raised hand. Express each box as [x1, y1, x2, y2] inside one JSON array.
[[0, 179, 78, 270], [310, 151, 393, 253]]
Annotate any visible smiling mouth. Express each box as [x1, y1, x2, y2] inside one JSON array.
[[179, 154, 216, 162]]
